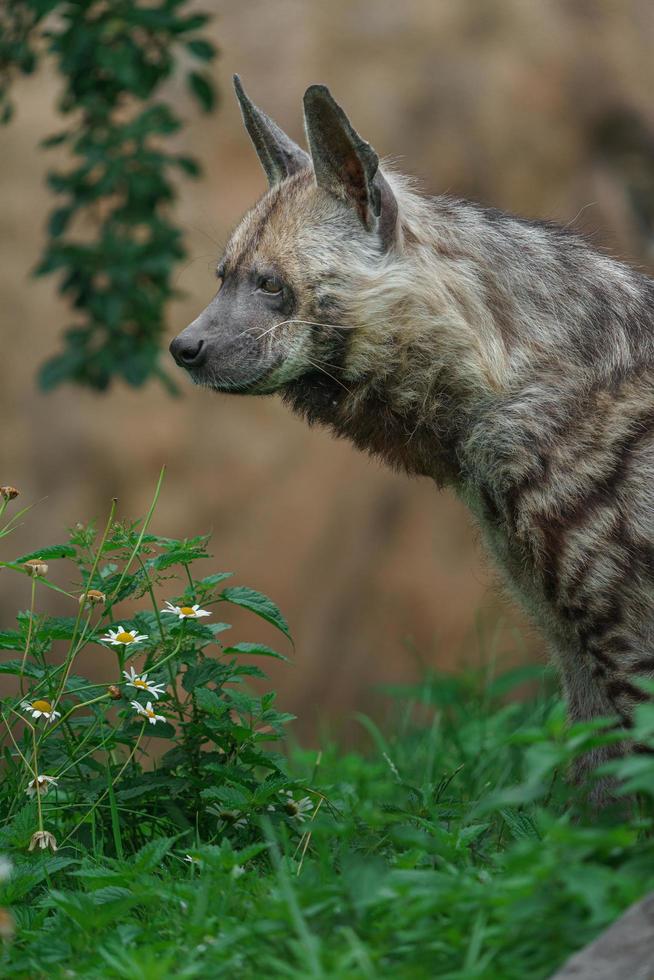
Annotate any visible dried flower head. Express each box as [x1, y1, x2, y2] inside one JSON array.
[[107, 684, 122, 700], [0, 486, 19, 500], [25, 775, 58, 798], [79, 588, 106, 606], [28, 830, 58, 853], [23, 558, 48, 577]]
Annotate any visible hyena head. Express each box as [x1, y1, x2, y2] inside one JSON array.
[[169, 76, 401, 396]]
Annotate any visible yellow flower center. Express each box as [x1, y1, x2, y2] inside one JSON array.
[[32, 700, 52, 713], [180, 606, 196, 616], [146, 708, 156, 718], [116, 631, 135, 643], [133, 679, 148, 689]]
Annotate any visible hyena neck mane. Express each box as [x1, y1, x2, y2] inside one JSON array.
[[284, 184, 654, 488]]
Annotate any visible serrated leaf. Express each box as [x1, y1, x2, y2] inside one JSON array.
[[193, 572, 233, 590], [194, 687, 226, 717], [182, 659, 228, 693], [0, 632, 27, 652], [223, 642, 288, 662], [0, 659, 44, 678], [220, 587, 291, 641], [13, 544, 76, 564]]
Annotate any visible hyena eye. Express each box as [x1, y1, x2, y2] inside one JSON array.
[[259, 276, 283, 295]]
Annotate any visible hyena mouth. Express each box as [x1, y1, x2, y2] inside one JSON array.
[[187, 357, 285, 396]]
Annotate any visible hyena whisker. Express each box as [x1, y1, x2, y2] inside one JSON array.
[[254, 318, 356, 342]]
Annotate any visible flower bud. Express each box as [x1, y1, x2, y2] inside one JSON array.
[[0, 486, 19, 500], [23, 559, 48, 577], [79, 588, 106, 606], [107, 685, 121, 700]]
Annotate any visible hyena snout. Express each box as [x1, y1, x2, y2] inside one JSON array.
[[170, 300, 282, 393], [169, 332, 206, 368]]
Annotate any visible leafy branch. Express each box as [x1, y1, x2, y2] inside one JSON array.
[[0, 0, 218, 391]]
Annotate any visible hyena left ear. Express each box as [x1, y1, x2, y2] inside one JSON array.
[[233, 75, 311, 186], [303, 84, 399, 252]]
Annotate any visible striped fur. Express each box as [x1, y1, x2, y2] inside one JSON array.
[[173, 85, 654, 795]]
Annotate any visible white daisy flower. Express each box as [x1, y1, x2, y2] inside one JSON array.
[[122, 666, 166, 700], [161, 601, 211, 620], [131, 700, 166, 725], [214, 808, 248, 830], [20, 698, 61, 723], [25, 775, 58, 798], [279, 790, 314, 822], [184, 854, 201, 865], [100, 626, 149, 646]]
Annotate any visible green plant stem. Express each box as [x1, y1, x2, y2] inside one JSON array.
[[0, 560, 76, 598], [134, 553, 186, 725], [44, 693, 110, 740], [19, 575, 37, 698], [182, 562, 195, 594], [52, 497, 117, 712], [61, 725, 145, 847], [145, 621, 186, 674], [136, 555, 165, 643], [31, 726, 43, 833], [104, 466, 165, 614]]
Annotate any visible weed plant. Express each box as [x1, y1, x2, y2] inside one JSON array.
[[1, 478, 654, 978]]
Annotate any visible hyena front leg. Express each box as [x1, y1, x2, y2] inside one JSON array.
[[552, 638, 632, 804]]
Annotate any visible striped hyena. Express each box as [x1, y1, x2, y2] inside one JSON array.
[[170, 77, 654, 787]]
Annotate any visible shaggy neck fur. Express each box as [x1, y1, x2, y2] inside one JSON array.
[[285, 173, 654, 491]]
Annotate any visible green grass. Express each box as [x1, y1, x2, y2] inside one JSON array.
[[4, 668, 654, 979], [2, 482, 654, 979]]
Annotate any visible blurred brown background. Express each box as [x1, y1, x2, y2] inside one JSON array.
[[3, 0, 654, 741]]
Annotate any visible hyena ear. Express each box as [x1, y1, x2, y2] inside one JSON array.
[[303, 84, 399, 251], [233, 74, 311, 186]]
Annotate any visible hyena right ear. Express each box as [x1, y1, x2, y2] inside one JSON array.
[[233, 75, 311, 186], [303, 84, 399, 252]]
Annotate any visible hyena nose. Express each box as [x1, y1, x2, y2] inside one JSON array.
[[169, 335, 206, 368]]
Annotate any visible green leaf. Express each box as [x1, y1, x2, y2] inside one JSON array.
[[194, 687, 226, 717], [182, 659, 227, 693], [48, 206, 73, 237], [187, 71, 215, 111], [185, 39, 216, 61], [13, 544, 76, 564], [223, 642, 289, 663], [193, 572, 233, 590], [0, 659, 43, 678], [0, 632, 27, 652], [220, 587, 291, 641]]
